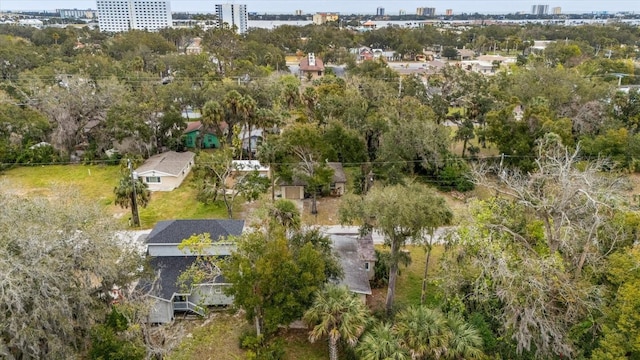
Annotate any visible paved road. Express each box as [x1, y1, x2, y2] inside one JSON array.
[[116, 225, 457, 250], [115, 230, 151, 254], [320, 225, 456, 245]]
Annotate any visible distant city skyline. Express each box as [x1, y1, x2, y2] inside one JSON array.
[[0, 0, 638, 14]]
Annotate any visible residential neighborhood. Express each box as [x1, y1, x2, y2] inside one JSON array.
[[2, 3, 640, 359]]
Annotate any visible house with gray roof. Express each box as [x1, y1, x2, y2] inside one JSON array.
[[330, 235, 373, 303], [140, 219, 244, 323], [135, 151, 195, 191]]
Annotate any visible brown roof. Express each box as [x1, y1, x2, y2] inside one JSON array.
[[184, 121, 203, 133], [184, 121, 228, 134], [299, 56, 325, 72]]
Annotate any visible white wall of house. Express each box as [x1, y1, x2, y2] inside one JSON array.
[[148, 297, 174, 324], [139, 172, 187, 191], [147, 244, 235, 257], [364, 260, 376, 280], [190, 284, 234, 306]]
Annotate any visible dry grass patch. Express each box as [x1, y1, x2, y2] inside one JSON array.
[[282, 329, 328, 360], [301, 197, 342, 226], [167, 312, 247, 360]]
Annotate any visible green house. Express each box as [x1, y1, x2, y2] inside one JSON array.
[[184, 121, 220, 149]]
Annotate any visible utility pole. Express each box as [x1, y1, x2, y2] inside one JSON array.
[[128, 159, 140, 227]]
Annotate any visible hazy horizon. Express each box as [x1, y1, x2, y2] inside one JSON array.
[[0, 0, 638, 15]]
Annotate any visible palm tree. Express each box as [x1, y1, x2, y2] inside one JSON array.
[[238, 94, 257, 159], [222, 90, 245, 145], [303, 285, 370, 360], [444, 314, 483, 360], [114, 166, 150, 227], [394, 306, 450, 359], [201, 100, 224, 147], [357, 323, 409, 360], [268, 199, 301, 231]]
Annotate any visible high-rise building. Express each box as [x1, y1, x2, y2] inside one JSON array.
[[445, 9, 453, 16], [312, 12, 339, 25], [416, 7, 436, 17], [58, 8, 96, 19], [376, 7, 385, 16], [552, 6, 561, 14], [96, 0, 171, 32], [215, 3, 248, 34], [399, 9, 406, 16], [295, 9, 303, 16], [531, 4, 549, 15]]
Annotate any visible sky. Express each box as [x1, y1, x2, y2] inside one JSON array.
[[0, 0, 639, 15]]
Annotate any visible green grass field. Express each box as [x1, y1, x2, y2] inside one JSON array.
[[393, 245, 446, 309], [0, 164, 229, 229]]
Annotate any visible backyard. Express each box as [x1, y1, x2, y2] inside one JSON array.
[[0, 164, 229, 228]]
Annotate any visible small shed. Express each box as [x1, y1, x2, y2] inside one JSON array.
[[280, 179, 307, 200], [279, 162, 347, 200], [135, 151, 195, 191], [328, 162, 347, 196]]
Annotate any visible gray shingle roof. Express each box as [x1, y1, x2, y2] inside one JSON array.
[[135, 151, 195, 176], [142, 256, 228, 300], [358, 233, 376, 262], [146, 219, 245, 244], [327, 162, 346, 183], [331, 235, 372, 295]]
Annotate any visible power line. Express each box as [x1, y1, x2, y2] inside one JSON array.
[[0, 153, 605, 168]]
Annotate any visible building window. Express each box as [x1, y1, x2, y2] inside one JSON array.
[[364, 262, 370, 270], [214, 286, 223, 294], [146, 176, 161, 183]]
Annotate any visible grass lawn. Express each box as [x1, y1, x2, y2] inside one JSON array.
[[1, 164, 229, 229], [369, 244, 446, 312], [282, 329, 328, 360], [167, 312, 247, 360], [394, 245, 446, 309], [165, 312, 327, 360]]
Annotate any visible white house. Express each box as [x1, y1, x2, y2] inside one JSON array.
[[135, 151, 195, 191]]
